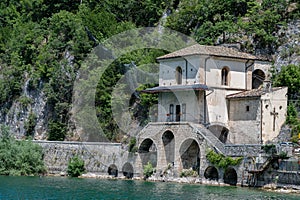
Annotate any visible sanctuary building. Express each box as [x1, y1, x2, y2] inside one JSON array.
[[144, 44, 287, 144]]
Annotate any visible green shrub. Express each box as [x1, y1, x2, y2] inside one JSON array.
[[128, 137, 137, 153], [262, 144, 277, 154], [143, 162, 155, 179], [67, 156, 86, 177], [0, 125, 46, 176], [24, 112, 37, 137], [48, 121, 67, 141], [206, 149, 243, 169], [180, 169, 198, 177]]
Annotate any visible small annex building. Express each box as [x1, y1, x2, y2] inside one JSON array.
[[144, 44, 288, 144]]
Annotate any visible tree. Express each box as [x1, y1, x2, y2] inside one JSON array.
[[272, 64, 300, 99], [67, 155, 86, 177]]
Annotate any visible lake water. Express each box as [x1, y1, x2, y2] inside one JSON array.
[[0, 176, 299, 200]]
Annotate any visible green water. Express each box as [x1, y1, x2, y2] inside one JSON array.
[[0, 176, 299, 200]]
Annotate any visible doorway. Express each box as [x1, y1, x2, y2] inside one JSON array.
[[176, 105, 181, 121]]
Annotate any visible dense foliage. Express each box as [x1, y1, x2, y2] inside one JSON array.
[[0, 125, 46, 176], [166, 0, 300, 53], [143, 162, 155, 179], [67, 155, 86, 177], [272, 64, 300, 141], [206, 149, 243, 169], [0, 1, 299, 142]]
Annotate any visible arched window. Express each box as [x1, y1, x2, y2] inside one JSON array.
[[175, 67, 182, 85], [252, 69, 265, 89], [221, 67, 229, 86]]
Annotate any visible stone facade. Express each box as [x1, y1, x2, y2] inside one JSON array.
[[145, 44, 288, 144], [35, 141, 141, 177]]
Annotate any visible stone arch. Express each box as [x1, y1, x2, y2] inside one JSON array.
[[223, 167, 238, 185], [162, 130, 175, 165], [179, 138, 200, 173], [107, 164, 118, 177], [175, 66, 182, 85], [208, 124, 229, 143], [252, 69, 265, 89], [122, 162, 134, 179], [204, 166, 219, 181], [138, 138, 157, 167]]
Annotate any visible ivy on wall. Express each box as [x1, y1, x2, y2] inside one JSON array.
[[206, 149, 243, 169]]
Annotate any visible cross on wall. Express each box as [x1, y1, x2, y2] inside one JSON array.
[[270, 107, 278, 131]]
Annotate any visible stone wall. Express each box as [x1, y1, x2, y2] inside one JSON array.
[[225, 144, 262, 157], [34, 141, 141, 176]]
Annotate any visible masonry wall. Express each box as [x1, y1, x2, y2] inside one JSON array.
[[35, 141, 141, 176], [228, 98, 261, 144]]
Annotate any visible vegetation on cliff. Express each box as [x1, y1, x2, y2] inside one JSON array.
[[272, 64, 300, 142], [0, 1, 299, 142]]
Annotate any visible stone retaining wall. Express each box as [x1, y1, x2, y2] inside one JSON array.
[[225, 144, 262, 157], [34, 141, 141, 176]]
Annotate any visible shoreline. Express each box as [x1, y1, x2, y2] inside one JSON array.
[[74, 172, 300, 194]]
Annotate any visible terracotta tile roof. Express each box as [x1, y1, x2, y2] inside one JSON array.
[[157, 44, 258, 60], [226, 87, 284, 99]]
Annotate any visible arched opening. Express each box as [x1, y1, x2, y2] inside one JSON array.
[[179, 139, 200, 173], [162, 131, 175, 165], [252, 69, 265, 89], [221, 67, 229, 86], [208, 125, 229, 143], [204, 166, 219, 181], [176, 66, 182, 85], [108, 164, 118, 177], [223, 167, 238, 186], [122, 162, 134, 179], [138, 138, 157, 167]]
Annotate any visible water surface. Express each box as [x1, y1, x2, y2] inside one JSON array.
[[0, 176, 299, 199]]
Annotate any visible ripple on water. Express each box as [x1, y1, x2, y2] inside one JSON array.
[[0, 176, 299, 200]]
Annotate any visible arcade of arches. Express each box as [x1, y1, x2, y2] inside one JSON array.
[[107, 129, 239, 184]]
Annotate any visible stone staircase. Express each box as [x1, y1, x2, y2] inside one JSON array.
[[188, 123, 226, 154]]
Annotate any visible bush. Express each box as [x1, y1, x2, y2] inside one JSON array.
[[143, 162, 155, 179], [0, 125, 46, 176], [262, 144, 277, 154], [206, 149, 243, 169], [24, 112, 37, 137], [48, 121, 67, 141], [128, 137, 137, 153], [180, 169, 198, 177], [67, 156, 86, 177]]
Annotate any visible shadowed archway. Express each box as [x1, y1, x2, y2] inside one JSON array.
[[204, 166, 219, 181], [122, 162, 134, 179], [224, 167, 238, 185], [252, 69, 265, 89], [179, 138, 200, 173], [162, 130, 175, 165], [208, 125, 229, 143], [138, 138, 157, 167], [108, 164, 118, 177]]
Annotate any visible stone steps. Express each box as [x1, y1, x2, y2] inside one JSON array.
[[189, 123, 226, 154]]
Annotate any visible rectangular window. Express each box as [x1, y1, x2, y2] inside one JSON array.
[[182, 103, 186, 121], [169, 104, 174, 121], [246, 105, 250, 112]]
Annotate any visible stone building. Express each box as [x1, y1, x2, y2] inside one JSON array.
[[144, 44, 288, 144]]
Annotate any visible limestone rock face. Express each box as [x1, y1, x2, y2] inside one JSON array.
[[275, 20, 300, 68]]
